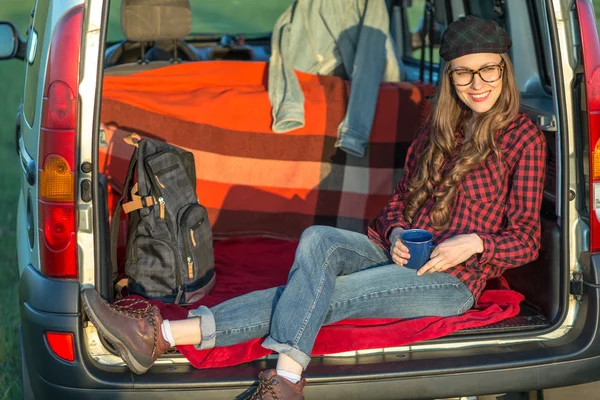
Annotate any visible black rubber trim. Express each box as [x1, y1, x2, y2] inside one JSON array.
[[20, 301, 134, 397], [453, 314, 549, 335], [96, 174, 111, 303], [92, 0, 111, 303], [540, 0, 571, 333], [19, 265, 80, 314], [15, 354, 600, 400]]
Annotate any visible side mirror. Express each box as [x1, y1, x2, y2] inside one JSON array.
[[0, 21, 26, 61]]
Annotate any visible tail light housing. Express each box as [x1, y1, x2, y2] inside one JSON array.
[[578, 0, 600, 252], [38, 5, 83, 278]]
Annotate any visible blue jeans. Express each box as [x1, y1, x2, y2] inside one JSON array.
[[189, 226, 474, 369], [268, 0, 403, 158]]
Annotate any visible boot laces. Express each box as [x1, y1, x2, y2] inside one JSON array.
[[110, 298, 154, 318], [248, 375, 279, 400], [108, 298, 159, 357]]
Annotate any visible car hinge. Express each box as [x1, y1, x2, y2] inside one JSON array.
[[570, 271, 584, 299], [537, 114, 558, 131], [570, 252, 600, 300]]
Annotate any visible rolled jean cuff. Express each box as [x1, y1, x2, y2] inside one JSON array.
[[261, 336, 311, 370], [335, 127, 368, 158], [187, 306, 216, 350], [272, 105, 305, 133]]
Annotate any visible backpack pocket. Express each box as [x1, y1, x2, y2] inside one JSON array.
[[127, 236, 180, 300], [180, 203, 214, 283], [145, 150, 197, 208]]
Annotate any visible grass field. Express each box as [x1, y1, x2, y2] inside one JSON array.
[[0, 1, 34, 399], [0, 2, 599, 400]]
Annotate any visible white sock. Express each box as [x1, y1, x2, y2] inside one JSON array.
[[160, 320, 175, 347], [276, 369, 301, 384]]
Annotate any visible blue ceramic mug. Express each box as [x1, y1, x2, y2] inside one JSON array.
[[400, 229, 435, 270]]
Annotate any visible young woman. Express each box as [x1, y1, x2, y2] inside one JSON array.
[[81, 15, 546, 400]]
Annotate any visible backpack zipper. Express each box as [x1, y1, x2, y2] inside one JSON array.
[[144, 150, 197, 304], [159, 194, 182, 301], [187, 256, 194, 279], [190, 229, 197, 247], [144, 160, 184, 301], [158, 197, 165, 219], [181, 207, 206, 283], [154, 174, 166, 188], [182, 238, 194, 281]]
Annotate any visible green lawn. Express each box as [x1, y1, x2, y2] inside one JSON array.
[[0, 0, 32, 398], [0, 2, 599, 400]]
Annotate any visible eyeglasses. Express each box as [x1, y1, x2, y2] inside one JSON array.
[[448, 62, 505, 86]]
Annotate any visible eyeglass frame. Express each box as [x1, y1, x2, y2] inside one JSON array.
[[448, 61, 506, 86]]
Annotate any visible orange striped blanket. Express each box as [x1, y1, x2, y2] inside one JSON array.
[[100, 61, 430, 239]]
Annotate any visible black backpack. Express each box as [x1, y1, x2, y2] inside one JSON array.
[[111, 133, 215, 304]]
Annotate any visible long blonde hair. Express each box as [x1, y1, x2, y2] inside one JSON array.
[[403, 53, 520, 230]]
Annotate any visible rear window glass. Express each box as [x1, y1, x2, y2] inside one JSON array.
[[23, 1, 49, 124], [467, 0, 552, 88], [107, 0, 295, 43], [403, 0, 442, 65]]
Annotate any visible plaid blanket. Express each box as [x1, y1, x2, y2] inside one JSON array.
[[100, 61, 430, 239], [139, 237, 523, 369]]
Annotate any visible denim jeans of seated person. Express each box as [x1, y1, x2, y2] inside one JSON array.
[[189, 225, 474, 369]]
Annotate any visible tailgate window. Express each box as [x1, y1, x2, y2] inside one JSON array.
[[23, 0, 49, 124]]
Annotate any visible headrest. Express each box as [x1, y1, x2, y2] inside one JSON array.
[[121, 0, 192, 42]]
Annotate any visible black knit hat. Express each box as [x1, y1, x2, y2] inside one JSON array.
[[439, 16, 512, 61]]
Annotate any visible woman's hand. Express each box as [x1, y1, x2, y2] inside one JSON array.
[[417, 233, 484, 276], [389, 227, 410, 266]]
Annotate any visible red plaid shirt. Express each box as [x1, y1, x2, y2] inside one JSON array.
[[368, 113, 547, 302]]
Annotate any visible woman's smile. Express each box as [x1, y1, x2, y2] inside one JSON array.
[[469, 90, 491, 102], [451, 53, 504, 116]]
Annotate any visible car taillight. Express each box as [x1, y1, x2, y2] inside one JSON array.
[[38, 5, 83, 278], [579, 0, 600, 252]]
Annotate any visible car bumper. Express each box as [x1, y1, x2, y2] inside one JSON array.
[[19, 254, 600, 400]]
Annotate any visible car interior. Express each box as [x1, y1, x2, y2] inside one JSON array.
[[94, 0, 565, 365]]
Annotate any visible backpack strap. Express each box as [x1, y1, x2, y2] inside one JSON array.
[[123, 132, 141, 148], [121, 183, 159, 213], [111, 146, 139, 285]]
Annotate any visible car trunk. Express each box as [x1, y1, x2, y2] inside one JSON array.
[[89, 62, 562, 355], [83, 0, 574, 393]]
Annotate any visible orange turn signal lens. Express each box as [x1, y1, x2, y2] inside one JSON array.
[[39, 155, 74, 202]]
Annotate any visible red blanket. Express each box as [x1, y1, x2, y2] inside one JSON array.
[[135, 237, 523, 369]]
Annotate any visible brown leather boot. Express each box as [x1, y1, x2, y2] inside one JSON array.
[[81, 288, 171, 375], [247, 369, 306, 399]]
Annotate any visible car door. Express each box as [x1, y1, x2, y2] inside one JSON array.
[[16, 0, 50, 275]]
